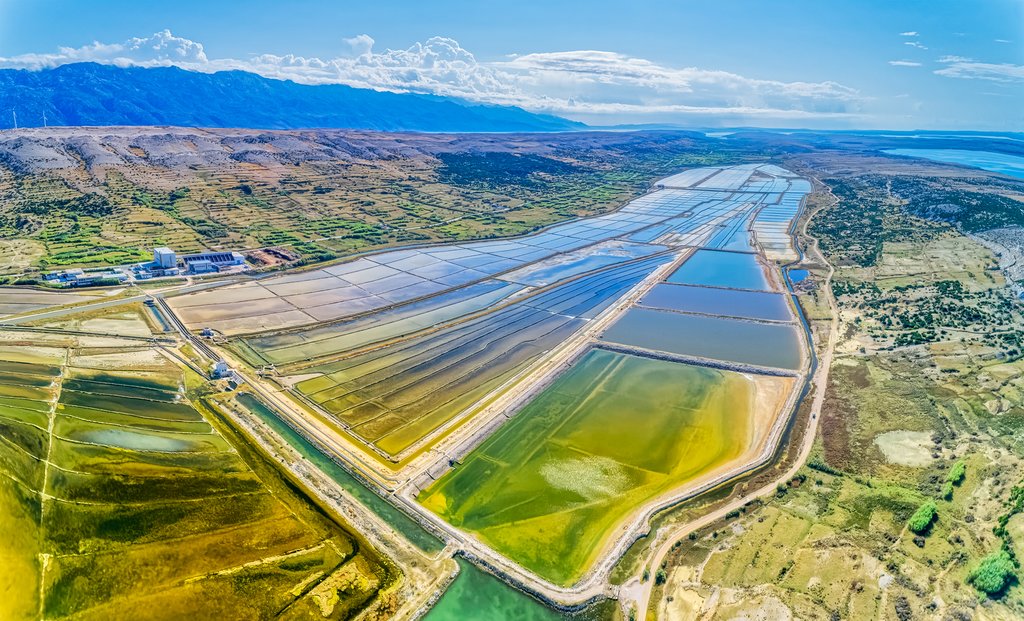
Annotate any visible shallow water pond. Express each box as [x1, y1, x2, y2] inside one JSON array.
[[639, 283, 792, 321], [424, 558, 564, 621], [600, 307, 801, 370], [667, 249, 771, 290]]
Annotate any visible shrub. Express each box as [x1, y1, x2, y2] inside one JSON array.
[[947, 461, 966, 485], [941, 481, 953, 501], [655, 569, 667, 585], [968, 550, 1017, 596], [808, 459, 843, 476], [894, 595, 912, 621], [908, 500, 937, 534]]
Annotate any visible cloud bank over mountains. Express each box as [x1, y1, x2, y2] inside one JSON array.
[[0, 29, 863, 125]]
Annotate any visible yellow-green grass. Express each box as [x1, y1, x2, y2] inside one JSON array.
[[419, 348, 759, 585], [0, 337, 392, 620]]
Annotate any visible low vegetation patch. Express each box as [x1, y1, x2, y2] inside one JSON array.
[[907, 500, 937, 534]]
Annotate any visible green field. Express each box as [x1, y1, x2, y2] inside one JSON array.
[[0, 331, 394, 620], [419, 348, 760, 585]]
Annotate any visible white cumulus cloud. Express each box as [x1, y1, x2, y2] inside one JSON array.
[[343, 34, 375, 57], [0, 29, 208, 69], [899, 31, 919, 37]]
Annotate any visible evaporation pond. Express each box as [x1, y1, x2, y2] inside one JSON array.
[[600, 307, 801, 370], [419, 348, 759, 585], [639, 283, 791, 321], [500, 241, 660, 287], [667, 249, 770, 290], [424, 558, 563, 621], [80, 428, 192, 452]]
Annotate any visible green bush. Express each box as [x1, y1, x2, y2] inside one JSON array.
[[908, 500, 937, 534], [947, 461, 966, 485], [808, 459, 843, 476], [968, 550, 1017, 596], [941, 481, 953, 501]]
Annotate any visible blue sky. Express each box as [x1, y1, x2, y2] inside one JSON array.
[[0, 0, 1021, 130]]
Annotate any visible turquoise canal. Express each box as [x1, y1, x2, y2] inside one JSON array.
[[600, 307, 802, 370], [667, 249, 770, 290], [639, 283, 791, 321], [235, 393, 445, 553], [883, 149, 1024, 180], [424, 559, 565, 621]]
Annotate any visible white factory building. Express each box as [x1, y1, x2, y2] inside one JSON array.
[[132, 247, 246, 279]]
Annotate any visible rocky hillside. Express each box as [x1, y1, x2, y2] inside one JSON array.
[[0, 63, 582, 133]]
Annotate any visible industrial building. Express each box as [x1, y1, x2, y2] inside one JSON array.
[[153, 247, 177, 269], [181, 251, 246, 274], [43, 268, 128, 287], [131, 247, 181, 279], [131, 247, 247, 278], [45, 247, 248, 287]]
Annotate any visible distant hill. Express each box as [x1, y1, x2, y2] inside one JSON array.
[[0, 62, 583, 132]]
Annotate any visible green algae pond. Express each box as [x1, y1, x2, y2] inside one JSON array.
[[235, 392, 446, 553], [418, 348, 762, 585]]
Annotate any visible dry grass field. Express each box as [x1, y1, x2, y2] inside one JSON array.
[[0, 128, 742, 278], [0, 308, 396, 620]]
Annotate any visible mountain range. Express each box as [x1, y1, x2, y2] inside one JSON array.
[[0, 62, 583, 133]]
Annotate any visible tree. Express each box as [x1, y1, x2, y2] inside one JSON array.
[[908, 500, 937, 534], [968, 550, 1017, 596], [947, 461, 966, 485], [941, 481, 953, 501]]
